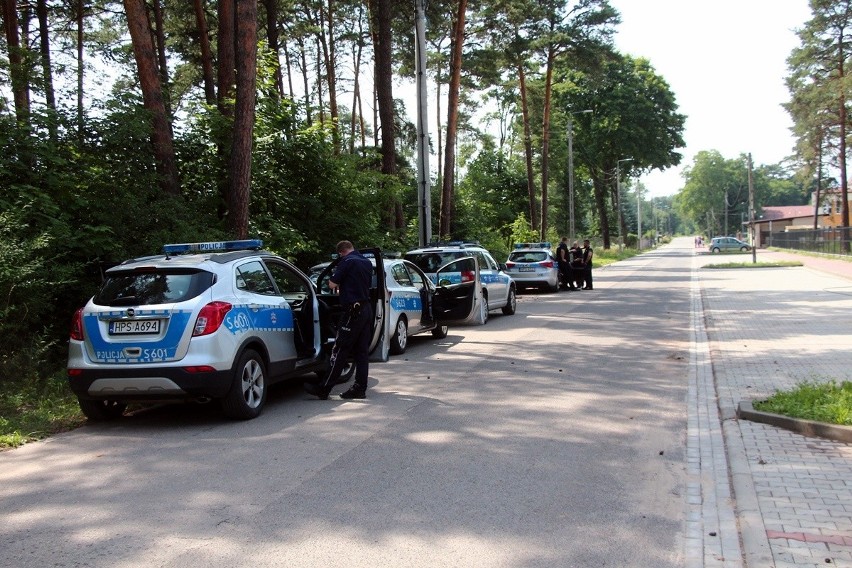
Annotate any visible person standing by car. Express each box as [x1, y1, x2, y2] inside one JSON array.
[[568, 241, 583, 290], [304, 240, 373, 400], [581, 239, 594, 290], [556, 237, 570, 290]]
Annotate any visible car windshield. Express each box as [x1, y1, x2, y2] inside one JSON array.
[[508, 251, 549, 263], [404, 251, 465, 272], [94, 269, 215, 306]]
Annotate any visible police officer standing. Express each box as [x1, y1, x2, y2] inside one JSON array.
[[304, 240, 373, 400], [581, 239, 594, 290], [556, 237, 570, 290]]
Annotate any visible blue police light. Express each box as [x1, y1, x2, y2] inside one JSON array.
[[163, 239, 264, 255], [513, 242, 552, 249]]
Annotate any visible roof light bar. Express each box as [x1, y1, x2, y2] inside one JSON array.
[[513, 242, 552, 249], [163, 239, 263, 255]]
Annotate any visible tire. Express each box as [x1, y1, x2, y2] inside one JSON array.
[[481, 294, 489, 324], [78, 398, 127, 421], [221, 349, 267, 420], [390, 316, 408, 355], [431, 324, 449, 339], [502, 287, 517, 315], [547, 281, 559, 293], [711, 247, 720, 254], [740, 246, 748, 252]]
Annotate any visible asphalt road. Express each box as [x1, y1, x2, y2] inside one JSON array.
[[1, 243, 696, 568]]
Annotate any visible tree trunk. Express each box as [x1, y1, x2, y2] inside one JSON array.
[[593, 175, 611, 249], [518, 63, 537, 230], [439, 0, 466, 238], [320, 0, 340, 153], [227, 0, 258, 239], [540, 45, 555, 240], [36, 0, 56, 117], [193, 0, 216, 105], [3, 0, 30, 123], [261, 0, 284, 99], [74, 0, 83, 139], [123, 0, 181, 196], [150, 0, 171, 117], [296, 36, 312, 124], [217, 0, 236, 117]]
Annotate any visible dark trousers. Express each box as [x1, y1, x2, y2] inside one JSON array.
[[321, 304, 372, 391], [583, 264, 593, 289]]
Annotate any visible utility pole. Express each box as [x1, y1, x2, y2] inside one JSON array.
[[748, 153, 756, 263], [414, 0, 431, 246]]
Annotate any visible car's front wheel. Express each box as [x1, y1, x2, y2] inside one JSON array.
[[78, 398, 127, 421], [740, 246, 749, 251], [481, 293, 489, 324], [221, 349, 267, 420], [390, 316, 408, 355], [502, 288, 517, 315]]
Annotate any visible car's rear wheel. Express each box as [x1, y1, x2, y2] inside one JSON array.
[[221, 349, 267, 420], [431, 324, 449, 339], [78, 398, 127, 421], [390, 316, 408, 355], [711, 247, 721, 254], [502, 287, 517, 315]]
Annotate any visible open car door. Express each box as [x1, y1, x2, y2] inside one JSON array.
[[314, 247, 390, 362], [432, 255, 484, 325]]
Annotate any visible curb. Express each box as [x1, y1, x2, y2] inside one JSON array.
[[736, 401, 852, 443]]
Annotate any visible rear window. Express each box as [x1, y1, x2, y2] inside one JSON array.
[[94, 269, 215, 306], [508, 251, 550, 263], [404, 251, 465, 272]]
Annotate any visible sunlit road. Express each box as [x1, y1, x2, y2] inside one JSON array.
[[1, 241, 698, 567]]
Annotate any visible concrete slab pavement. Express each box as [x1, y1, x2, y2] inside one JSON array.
[[689, 243, 852, 567]]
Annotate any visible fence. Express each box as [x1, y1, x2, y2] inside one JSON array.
[[764, 226, 852, 257]]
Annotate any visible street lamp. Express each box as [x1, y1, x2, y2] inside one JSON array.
[[616, 158, 633, 249], [567, 109, 592, 241]]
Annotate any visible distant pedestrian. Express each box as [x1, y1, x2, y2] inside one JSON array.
[[304, 240, 373, 400], [581, 239, 594, 290]]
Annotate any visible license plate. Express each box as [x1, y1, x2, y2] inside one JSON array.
[[518, 266, 535, 272], [109, 319, 161, 335]]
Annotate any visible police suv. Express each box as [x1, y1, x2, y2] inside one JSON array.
[[404, 241, 516, 323], [68, 240, 476, 421]]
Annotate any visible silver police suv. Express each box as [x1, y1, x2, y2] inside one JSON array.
[[404, 241, 516, 323], [67, 240, 367, 421]]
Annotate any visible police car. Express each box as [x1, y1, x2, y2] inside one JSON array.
[[504, 242, 560, 292], [67, 240, 378, 421], [404, 241, 516, 323]]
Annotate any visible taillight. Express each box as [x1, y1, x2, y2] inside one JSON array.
[[541, 261, 554, 268], [70, 307, 84, 341], [193, 301, 232, 336], [461, 270, 475, 282], [506, 262, 516, 268]]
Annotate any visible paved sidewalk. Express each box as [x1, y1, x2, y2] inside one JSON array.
[[693, 246, 852, 567]]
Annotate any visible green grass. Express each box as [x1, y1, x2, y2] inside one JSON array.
[[703, 261, 803, 269], [0, 374, 85, 450], [754, 381, 852, 426]]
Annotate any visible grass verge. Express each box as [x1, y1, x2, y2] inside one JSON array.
[[754, 381, 852, 426], [0, 374, 85, 450]]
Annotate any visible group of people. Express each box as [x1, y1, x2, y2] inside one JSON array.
[[555, 237, 594, 291]]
